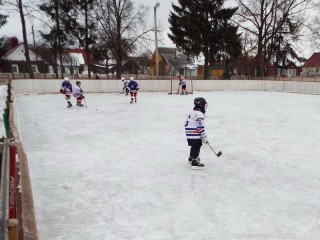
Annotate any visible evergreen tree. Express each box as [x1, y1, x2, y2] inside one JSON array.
[[168, 0, 241, 79]]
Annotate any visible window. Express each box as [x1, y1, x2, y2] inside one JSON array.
[[12, 64, 19, 73], [282, 69, 287, 76], [49, 66, 54, 74], [31, 65, 38, 73]]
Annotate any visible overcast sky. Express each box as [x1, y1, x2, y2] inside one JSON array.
[[1, 0, 315, 58], [0, 0, 237, 49]]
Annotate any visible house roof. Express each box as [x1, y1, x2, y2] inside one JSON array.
[[158, 47, 194, 68], [3, 43, 43, 61], [66, 49, 88, 64], [303, 52, 320, 67], [3, 43, 21, 59]]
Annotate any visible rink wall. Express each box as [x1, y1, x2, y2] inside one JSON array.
[[11, 79, 320, 95]]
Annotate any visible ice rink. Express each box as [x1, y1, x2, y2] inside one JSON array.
[[15, 91, 320, 240]]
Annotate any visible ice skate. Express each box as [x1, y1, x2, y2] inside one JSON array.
[[67, 102, 72, 108], [135, 98, 137, 103], [191, 157, 204, 170], [130, 99, 133, 104], [189, 156, 201, 165], [77, 103, 84, 107]]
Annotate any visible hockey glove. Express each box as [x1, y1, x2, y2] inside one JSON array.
[[60, 89, 65, 94], [201, 136, 209, 145]]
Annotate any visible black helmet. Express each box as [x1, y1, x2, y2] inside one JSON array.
[[76, 81, 81, 85], [194, 97, 208, 113]]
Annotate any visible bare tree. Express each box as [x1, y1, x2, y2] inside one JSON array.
[[4, 0, 35, 78], [0, 0, 8, 29], [305, 2, 320, 52], [93, 0, 152, 79], [234, 0, 314, 76]]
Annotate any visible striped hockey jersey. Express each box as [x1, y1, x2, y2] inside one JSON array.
[[184, 110, 207, 139]]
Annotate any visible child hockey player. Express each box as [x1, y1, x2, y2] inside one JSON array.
[[179, 75, 188, 95], [128, 77, 139, 103], [73, 81, 85, 107], [121, 77, 129, 95], [60, 77, 73, 107], [184, 97, 209, 169]]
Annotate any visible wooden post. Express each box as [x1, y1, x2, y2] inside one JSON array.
[[9, 218, 19, 240]]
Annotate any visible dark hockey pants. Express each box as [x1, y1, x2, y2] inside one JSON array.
[[187, 139, 202, 159]]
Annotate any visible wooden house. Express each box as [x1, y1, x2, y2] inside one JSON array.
[[301, 52, 320, 76], [148, 47, 197, 77]]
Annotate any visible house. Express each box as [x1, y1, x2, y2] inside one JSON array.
[[235, 56, 302, 77], [63, 49, 88, 76], [0, 37, 92, 77], [0, 40, 48, 75], [301, 52, 320, 76], [148, 47, 197, 77]]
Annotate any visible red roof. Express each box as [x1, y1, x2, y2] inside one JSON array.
[[303, 52, 320, 67]]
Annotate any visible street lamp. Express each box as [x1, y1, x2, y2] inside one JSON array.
[[154, 2, 160, 79]]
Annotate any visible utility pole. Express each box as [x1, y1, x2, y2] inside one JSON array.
[[154, 2, 160, 79], [32, 26, 38, 61]]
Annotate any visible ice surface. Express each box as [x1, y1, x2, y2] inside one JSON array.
[[15, 91, 320, 240]]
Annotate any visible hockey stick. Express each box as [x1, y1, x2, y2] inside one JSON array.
[[117, 90, 125, 95], [83, 97, 87, 108], [207, 143, 222, 157], [65, 96, 71, 105], [79, 87, 87, 108]]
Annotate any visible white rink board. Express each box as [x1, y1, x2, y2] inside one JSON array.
[[12, 79, 320, 95]]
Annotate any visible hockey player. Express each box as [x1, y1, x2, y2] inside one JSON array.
[[121, 77, 129, 95], [179, 75, 188, 95], [128, 77, 139, 103], [73, 81, 85, 107], [60, 77, 73, 107], [184, 97, 209, 169]]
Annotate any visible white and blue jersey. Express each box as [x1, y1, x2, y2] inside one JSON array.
[[73, 85, 83, 98], [123, 80, 129, 90], [185, 110, 207, 139], [179, 77, 187, 86]]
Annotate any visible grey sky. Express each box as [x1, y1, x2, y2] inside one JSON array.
[[0, 0, 237, 50], [1, 0, 315, 58]]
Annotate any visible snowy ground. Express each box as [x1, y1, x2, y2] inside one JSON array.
[[15, 91, 320, 240]]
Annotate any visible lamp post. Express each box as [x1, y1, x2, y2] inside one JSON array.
[[154, 2, 160, 79]]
